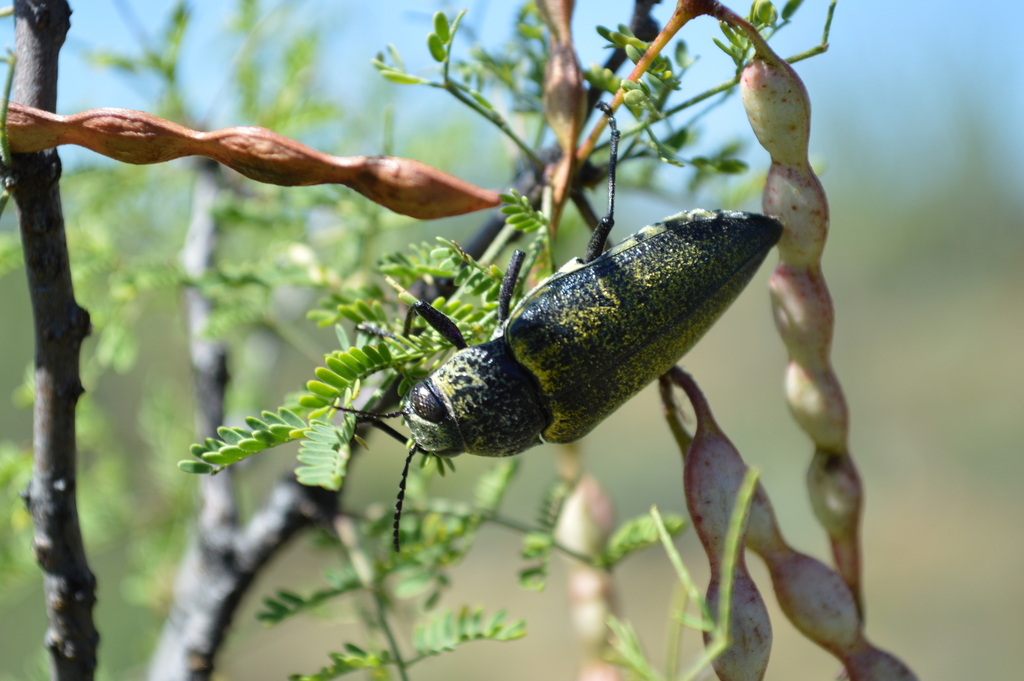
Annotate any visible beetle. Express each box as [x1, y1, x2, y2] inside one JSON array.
[[343, 105, 783, 547]]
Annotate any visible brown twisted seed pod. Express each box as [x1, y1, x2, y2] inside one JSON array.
[[679, 371, 771, 681], [5, 102, 499, 220]]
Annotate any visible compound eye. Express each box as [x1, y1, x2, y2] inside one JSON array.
[[409, 382, 448, 423]]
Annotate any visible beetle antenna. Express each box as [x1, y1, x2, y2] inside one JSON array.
[[393, 445, 418, 552], [367, 419, 410, 446], [584, 103, 620, 264], [331, 404, 405, 420]]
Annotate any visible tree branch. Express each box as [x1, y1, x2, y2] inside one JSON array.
[[11, 2, 97, 680], [147, 159, 337, 681]]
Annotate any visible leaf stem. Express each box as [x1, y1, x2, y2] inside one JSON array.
[[374, 590, 410, 681], [437, 81, 543, 168], [0, 51, 16, 168], [487, 513, 598, 566]]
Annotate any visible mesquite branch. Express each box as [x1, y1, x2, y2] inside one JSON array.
[[149, 162, 339, 681], [146, 160, 338, 681], [12, 2, 97, 681]]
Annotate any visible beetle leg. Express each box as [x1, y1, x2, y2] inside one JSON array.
[[404, 301, 468, 349], [497, 249, 526, 325], [584, 102, 621, 264]]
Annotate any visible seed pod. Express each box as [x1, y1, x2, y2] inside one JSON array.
[[537, 0, 586, 231], [740, 57, 810, 168], [747, 483, 918, 681], [677, 371, 771, 681], [4, 102, 500, 220], [732, 19, 865, 611], [554, 471, 621, 681], [674, 369, 917, 681]]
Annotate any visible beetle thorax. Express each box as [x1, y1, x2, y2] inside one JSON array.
[[403, 339, 549, 458]]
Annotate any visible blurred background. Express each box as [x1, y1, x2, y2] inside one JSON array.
[[1, 1, 1022, 679]]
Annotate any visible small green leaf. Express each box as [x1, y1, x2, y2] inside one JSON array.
[[252, 430, 276, 444], [395, 569, 435, 598], [178, 460, 214, 474], [315, 367, 350, 390], [298, 394, 329, 409], [347, 346, 370, 366], [361, 344, 383, 365], [280, 409, 307, 428], [325, 357, 359, 381], [245, 416, 269, 430], [269, 424, 295, 438], [380, 69, 427, 85], [518, 566, 547, 591], [262, 411, 286, 425], [521, 531, 553, 559], [714, 158, 749, 174], [217, 427, 245, 445], [600, 513, 687, 566], [306, 380, 341, 398], [218, 446, 247, 462], [674, 40, 690, 67], [237, 438, 267, 453], [624, 44, 644, 63], [753, 0, 778, 25], [427, 33, 446, 62], [200, 451, 235, 465], [781, 0, 805, 20], [334, 323, 350, 350]]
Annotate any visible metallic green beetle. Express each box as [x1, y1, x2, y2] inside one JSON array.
[[401, 206, 782, 457], [350, 106, 783, 549], [393, 107, 781, 459]]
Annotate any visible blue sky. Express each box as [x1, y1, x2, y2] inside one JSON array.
[[3, 0, 1021, 194]]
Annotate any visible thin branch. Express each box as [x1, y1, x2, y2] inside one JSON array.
[[148, 475, 337, 681], [148, 160, 337, 681], [374, 591, 410, 681], [486, 514, 597, 566], [0, 51, 16, 167], [435, 80, 543, 169], [12, 2, 95, 681]]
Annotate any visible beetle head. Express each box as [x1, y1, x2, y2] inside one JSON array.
[[403, 339, 548, 457], [403, 380, 465, 455]]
